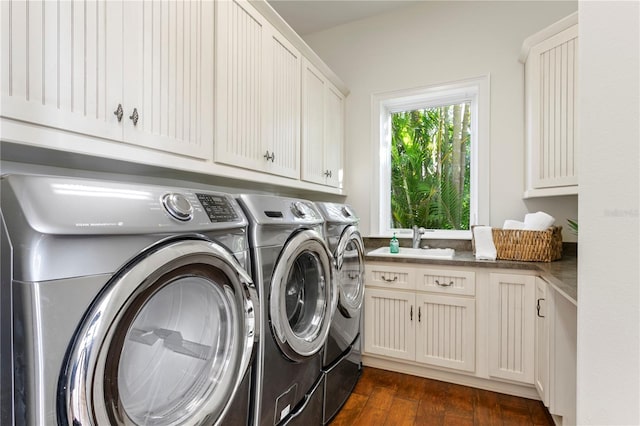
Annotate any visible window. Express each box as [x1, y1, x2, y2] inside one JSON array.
[[372, 76, 490, 239]]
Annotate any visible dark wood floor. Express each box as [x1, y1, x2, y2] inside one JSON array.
[[330, 367, 554, 426]]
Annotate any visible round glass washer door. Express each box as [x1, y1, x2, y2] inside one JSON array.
[[270, 230, 336, 362], [60, 238, 257, 426], [335, 226, 365, 318]]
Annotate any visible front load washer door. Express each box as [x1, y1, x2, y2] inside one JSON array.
[[270, 230, 336, 362], [59, 237, 258, 426], [335, 226, 365, 318]]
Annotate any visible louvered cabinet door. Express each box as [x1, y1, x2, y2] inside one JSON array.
[[214, 0, 266, 170], [123, 0, 213, 159], [534, 277, 550, 406], [415, 294, 475, 372], [1, 0, 123, 141], [301, 58, 327, 185], [262, 28, 301, 178], [323, 83, 344, 188], [526, 24, 578, 193], [488, 273, 536, 384], [363, 288, 415, 361]]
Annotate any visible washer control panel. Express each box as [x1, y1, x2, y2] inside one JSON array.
[[196, 193, 239, 223], [162, 193, 194, 221]]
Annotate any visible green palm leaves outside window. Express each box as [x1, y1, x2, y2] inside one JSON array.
[[390, 103, 471, 230]]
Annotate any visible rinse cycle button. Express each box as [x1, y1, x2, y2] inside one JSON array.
[[162, 193, 193, 221]]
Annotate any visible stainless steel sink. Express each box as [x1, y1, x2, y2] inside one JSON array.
[[367, 246, 455, 259]]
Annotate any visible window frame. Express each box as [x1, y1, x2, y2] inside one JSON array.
[[371, 76, 490, 240]]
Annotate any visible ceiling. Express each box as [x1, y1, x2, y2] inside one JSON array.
[[267, 0, 416, 35]]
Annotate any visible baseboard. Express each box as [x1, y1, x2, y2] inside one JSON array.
[[362, 354, 540, 400]]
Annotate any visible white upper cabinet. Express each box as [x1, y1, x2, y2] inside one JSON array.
[[215, 0, 301, 179], [521, 13, 578, 198], [301, 58, 344, 188], [123, 1, 214, 159], [1, 0, 123, 142], [1, 0, 213, 159]]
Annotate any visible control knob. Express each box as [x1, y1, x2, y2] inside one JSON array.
[[162, 193, 193, 221], [291, 201, 308, 218]]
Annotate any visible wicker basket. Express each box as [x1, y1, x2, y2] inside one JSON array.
[[473, 226, 563, 262]]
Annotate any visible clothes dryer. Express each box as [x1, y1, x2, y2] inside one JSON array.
[[238, 195, 336, 426], [315, 202, 365, 424], [0, 174, 259, 426]]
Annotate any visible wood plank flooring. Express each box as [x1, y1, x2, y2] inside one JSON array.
[[330, 367, 554, 426]]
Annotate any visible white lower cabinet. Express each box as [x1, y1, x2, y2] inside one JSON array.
[[535, 277, 550, 406], [364, 263, 476, 374], [415, 293, 475, 372], [488, 272, 536, 384], [364, 260, 575, 416], [364, 288, 415, 361], [541, 278, 577, 425]]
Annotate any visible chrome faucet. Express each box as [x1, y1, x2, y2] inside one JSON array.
[[412, 225, 426, 249]]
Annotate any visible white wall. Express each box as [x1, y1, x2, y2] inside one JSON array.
[[304, 1, 578, 239], [577, 2, 640, 424]]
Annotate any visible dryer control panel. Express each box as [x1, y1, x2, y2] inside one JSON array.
[[196, 193, 240, 223], [2, 174, 248, 234]]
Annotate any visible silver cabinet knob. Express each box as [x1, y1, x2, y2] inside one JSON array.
[[129, 108, 139, 126], [113, 104, 124, 122], [263, 150, 275, 162]]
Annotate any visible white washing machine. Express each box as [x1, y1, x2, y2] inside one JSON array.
[[237, 194, 336, 426], [0, 174, 259, 425], [315, 202, 365, 424]]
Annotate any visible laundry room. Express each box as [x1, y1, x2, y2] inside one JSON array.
[[1, 1, 638, 425]]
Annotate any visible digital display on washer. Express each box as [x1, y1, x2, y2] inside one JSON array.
[[196, 194, 239, 222]]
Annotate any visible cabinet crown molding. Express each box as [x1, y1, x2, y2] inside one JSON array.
[[519, 11, 578, 63]]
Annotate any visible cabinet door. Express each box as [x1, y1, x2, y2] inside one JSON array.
[[363, 288, 415, 361], [1, 0, 123, 141], [526, 24, 578, 191], [323, 83, 344, 188], [488, 273, 536, 384], [301, 59, 326, 185], [548, 287, 577, 424], [124, 0, 213, 159], [262, 29, 301, 178], [214, 0, 266, 169], [415, 294, 475, 372], [534, 278, 549, 406]]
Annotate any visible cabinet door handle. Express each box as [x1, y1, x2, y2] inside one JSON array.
[[418, 306, 421, 322], [380, 275, 398, 283], [324, 170, 332, 178], [435, 279, 454, 287], [113, 104, 124, 122], [129, 108, 139, 126], [410, 305, 413, 321], [536, 298, 545, 318], [263, 150, 275, 162]]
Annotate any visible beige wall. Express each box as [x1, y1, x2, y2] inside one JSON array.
[[303, 1, 578, 240]]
